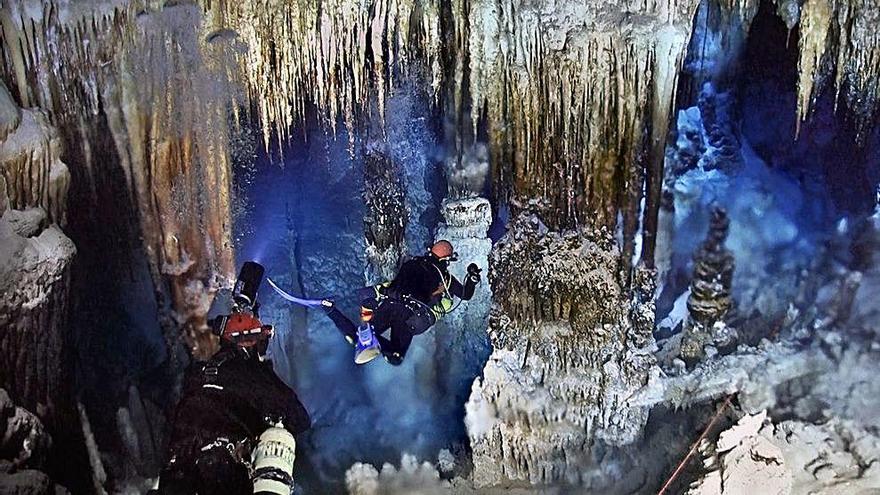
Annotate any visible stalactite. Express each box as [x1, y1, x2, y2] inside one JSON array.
[[206, 0, 879, 255], [214, 0, 445, 149], [0, 86, 75, 420], [0, 105, 69, 226], [0, 1, 238, 358], [797, 0, 880, 138], [3, 0, 876, 272], [469, 1, 701, 233]]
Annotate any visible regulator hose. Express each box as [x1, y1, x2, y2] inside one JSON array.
[[266, 278, 325, 308]]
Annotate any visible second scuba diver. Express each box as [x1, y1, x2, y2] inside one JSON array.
[[269, 240, 482, 365]]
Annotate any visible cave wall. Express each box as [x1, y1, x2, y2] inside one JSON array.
[[0, 81, 74, 420], [1, 3, 242, 488], [2, 0, 880, 491], [0, 1, 238, 364]]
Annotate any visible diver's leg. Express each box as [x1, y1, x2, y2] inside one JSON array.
[[193, 447, 251, 495], [323, 307, 359, 343], [378, 311, 415, 366]]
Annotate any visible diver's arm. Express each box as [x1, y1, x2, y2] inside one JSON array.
[[449, 274, 477, 301], [257, 362, 312, 435], [454, 263, 482, 300]]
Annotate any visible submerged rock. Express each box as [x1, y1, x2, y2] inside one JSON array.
[[681, 207, 736, 365], [466, 209, 657, 487], [690, 411, 880, 495]]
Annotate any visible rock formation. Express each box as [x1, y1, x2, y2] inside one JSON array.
[[0, 81, 75, 421], [688, 411, 880, 495], [466, 206, 657, 487], [363, 147, 407, 284], [0, 0, 877, 335], [345, 454, 452, 495], [0, 388, 70, 494], [433, 197, 493, 436], [1, 1, 237, 360], [680, 207, 736, 364], [0, 0, 874, 344]]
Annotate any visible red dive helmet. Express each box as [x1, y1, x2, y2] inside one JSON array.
[[430, 240, 456, 261], [221, 313, 274, 348], [212, 261, 274, 349]]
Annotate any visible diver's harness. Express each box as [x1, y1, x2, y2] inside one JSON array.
[[370, 258, 468, 334], [165, 351, 298, 495], [167, 425, 295, 495]]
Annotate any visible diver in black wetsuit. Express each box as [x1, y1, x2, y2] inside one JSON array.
[[155, 262, 310, 495], [321, 239, 482, 365]]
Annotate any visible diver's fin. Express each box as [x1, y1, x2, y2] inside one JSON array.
[[266, 278, 325, 308], [354, 324, 381, 364]]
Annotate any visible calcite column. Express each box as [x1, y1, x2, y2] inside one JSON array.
[[432, 197, 493, 432], [680, 207, 736, 365], [466, 207, 657, 487]]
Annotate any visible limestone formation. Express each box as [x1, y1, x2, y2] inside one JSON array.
[[687, 411, 792, 495], [2, 0, 880, 492], [1, 2, 237, 359], [796, 0, 880, 138], [466, 207, 657, 487], [345, 454, 452, 495], [363, 148, 407, 284], [0, 389, 69, 494], [689, 412, 880, 495], [433, 198, 493, 432], [0, 88, 75, 420], [0, 97, 68, 227], [2, 0, 878, 351], [681, 207, 735, 364]]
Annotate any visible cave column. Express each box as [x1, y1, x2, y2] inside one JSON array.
[[432, 196, 493, 428]]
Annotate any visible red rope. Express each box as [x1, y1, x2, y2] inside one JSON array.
[[657, 395, 734, 495]]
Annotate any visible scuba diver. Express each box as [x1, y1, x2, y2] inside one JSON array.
[[155, 262, 310, 495], [269, 240, 482, 365]]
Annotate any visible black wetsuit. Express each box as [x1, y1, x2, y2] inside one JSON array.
[[156, 345, 310, 495], [325, 255, 477, 365]]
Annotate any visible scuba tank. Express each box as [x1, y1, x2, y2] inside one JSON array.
[[251, 421, 296, 495]]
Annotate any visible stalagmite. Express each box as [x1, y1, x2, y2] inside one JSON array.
[[466, 206, 657, 487], [680, 207, 736, 365]]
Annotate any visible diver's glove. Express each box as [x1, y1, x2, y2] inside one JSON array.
[[466, 263, 482, 284]]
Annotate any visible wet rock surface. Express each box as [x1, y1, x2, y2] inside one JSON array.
[[690, 411, 880, 494]]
